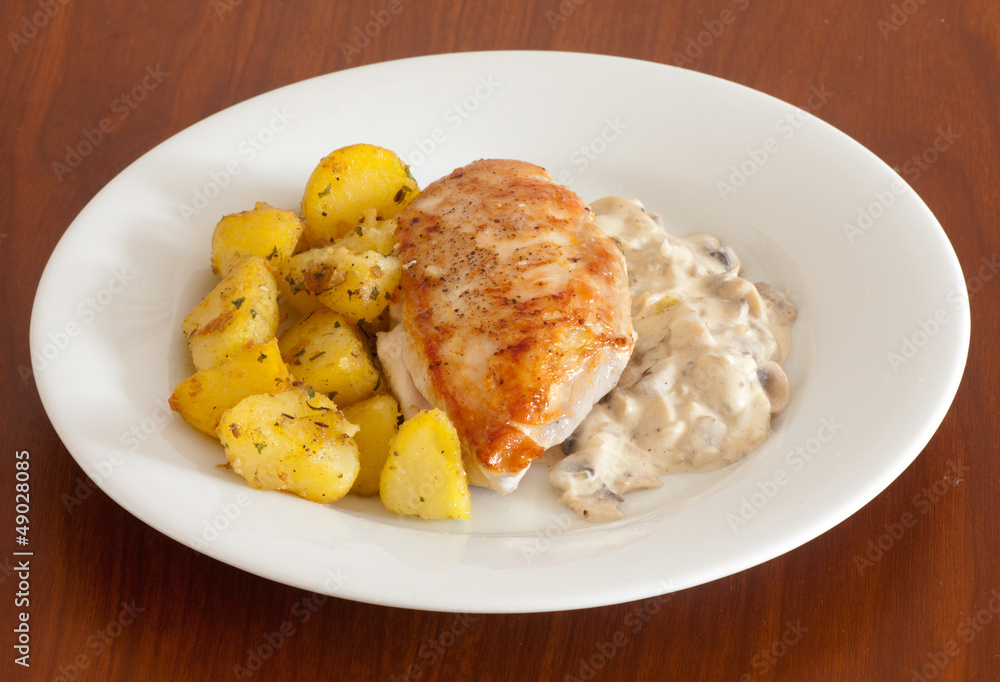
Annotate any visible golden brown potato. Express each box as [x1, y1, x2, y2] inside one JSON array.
[[281, 245, 400, 326], [334, 209, 398, 256], [218, 386, 360, 503], [210, 201, 305, 277], [170, 143, 490, 519], [182, 257, 279, 371], [169, 339, 292, 437], [277, 308, 382, 406], [275, 265, 326, 316], [380, 409, 471, 520], [343, 393, 401, 497], [356, 307, 391, 347], [300, 144, 418, 247]]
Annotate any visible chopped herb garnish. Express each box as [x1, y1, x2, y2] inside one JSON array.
[[254, 442, 266, 453], [306, 400, 332, 412], [232, 297, 245, 308], [318, 184, 332, 198], [309, 351, 325, 361], [257, 352, 267, 363]]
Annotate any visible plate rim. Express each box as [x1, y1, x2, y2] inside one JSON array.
[[30, 49, 971, 613]]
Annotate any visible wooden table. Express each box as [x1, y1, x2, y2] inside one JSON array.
[[4, 0, 997, 679]]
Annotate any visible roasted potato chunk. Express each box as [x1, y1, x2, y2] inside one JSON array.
[[275, 266, 326, 316], [282, 245, 400, 325], [300, 143, 418, 247], [182, 257, 279, 371], [169, 339, 292, 437], [380, 409, 471, 520], [335, 208, 398, 256], [356, 307, 391, 345], [211, 201, 305, 277], [278, 308, 381, 406], [218, 386, 360, 503], [343, 394, 401, 497]]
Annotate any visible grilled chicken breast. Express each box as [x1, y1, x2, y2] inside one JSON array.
[[377, 159, 634, 493]]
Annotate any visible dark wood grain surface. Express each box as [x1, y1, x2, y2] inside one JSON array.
[[3, 1, 998, 680]]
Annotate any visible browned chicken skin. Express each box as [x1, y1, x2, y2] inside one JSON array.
[[377, 159, 634, 492]]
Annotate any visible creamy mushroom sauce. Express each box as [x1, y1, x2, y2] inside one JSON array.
[[549, 197, 797, 522]]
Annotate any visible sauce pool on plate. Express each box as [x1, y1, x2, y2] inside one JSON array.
[[550, 197, 798, 522]]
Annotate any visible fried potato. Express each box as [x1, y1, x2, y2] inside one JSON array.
[[281, 245, 400, 326], [343, 393, 401, 497], [356, 307, 391, 346], [380, 409, 471, 520], [218, 386, 360, 503], [275, 265, 326, 316], [300, 143, 418, 247], [278, 308, 382, 407], [334, 208, 398, 256], [170, 142, 482, 519], [210, 201, 305, 277], [169, 339, 292, 437], [182, 256, 279, 372]]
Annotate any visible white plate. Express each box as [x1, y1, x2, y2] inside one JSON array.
[[31, 51, 970, 613]]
